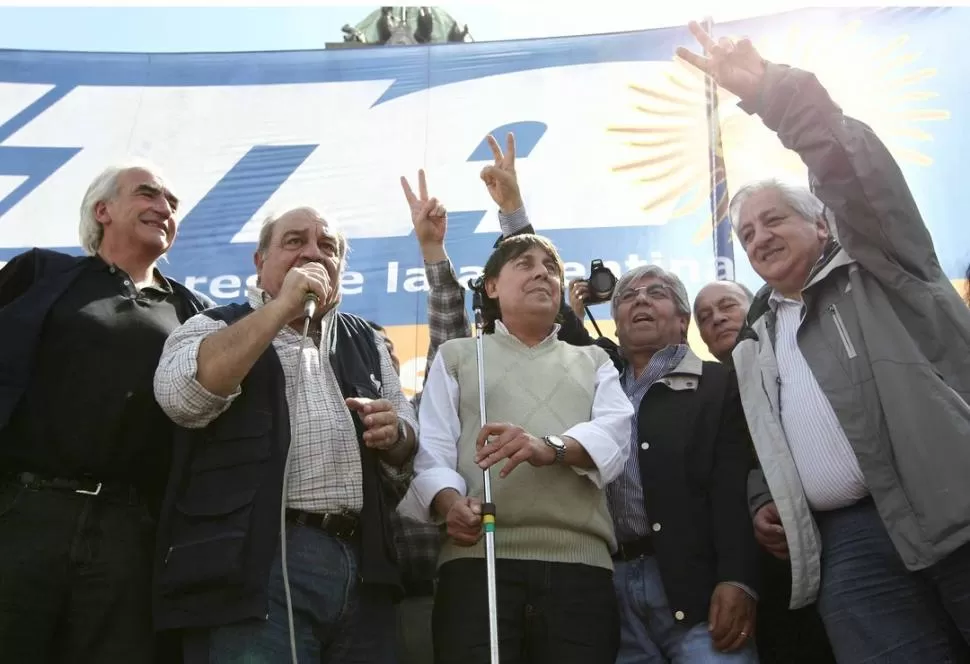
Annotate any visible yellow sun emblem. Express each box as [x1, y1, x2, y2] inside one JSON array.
[[608, 19, 951, 243]]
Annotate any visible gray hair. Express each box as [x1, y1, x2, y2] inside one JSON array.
[[78, 159, 165, 256], [728, 178, 826, 232], [256, 206, 349, 260], [611, 264, 691, 319]]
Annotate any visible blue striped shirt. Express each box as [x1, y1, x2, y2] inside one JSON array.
[[607, 344, 689, 542], [770, 292, 868, 510]]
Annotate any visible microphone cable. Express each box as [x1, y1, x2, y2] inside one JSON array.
[[279, 293, 319, 664]]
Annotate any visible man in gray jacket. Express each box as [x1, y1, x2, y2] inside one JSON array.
[[679, 20, 970, 663]]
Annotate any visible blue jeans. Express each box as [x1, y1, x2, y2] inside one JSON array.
[[614, 556, 759, 664], [188, 521, 396, 663], [815, 497, 970, 663]]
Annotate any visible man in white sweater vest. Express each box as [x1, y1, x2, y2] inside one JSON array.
[[398, 234, 634, 664]]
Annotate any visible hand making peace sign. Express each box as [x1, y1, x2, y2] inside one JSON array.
[[676, 20, 767, 103], [400, 169, 448, 254], [480, 132, 523, 214]]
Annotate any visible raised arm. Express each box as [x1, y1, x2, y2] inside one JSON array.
[[192, 263, 334, 398], [482, 132, 598, 347], [400, 169, 471, 382], [153, 312, 241, 429], [678, 20, 940, 280]]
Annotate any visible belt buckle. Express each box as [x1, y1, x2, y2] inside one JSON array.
[[335, 510, 358, 539], [75, 482, 102, 496]]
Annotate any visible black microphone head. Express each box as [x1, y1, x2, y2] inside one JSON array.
[[467, 276, 484, 292]]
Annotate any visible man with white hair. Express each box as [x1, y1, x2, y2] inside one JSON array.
[[153, 206, 417, 663], [680, 20, 970, 661], [0, 162, 211, 661]]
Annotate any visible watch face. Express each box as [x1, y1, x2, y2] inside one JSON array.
[[544, 436, 566, 462]]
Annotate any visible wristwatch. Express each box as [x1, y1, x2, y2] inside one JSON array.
[[542, 435, 567, 464]]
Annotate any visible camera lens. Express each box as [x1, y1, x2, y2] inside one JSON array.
[[588, 271, 614, 298]]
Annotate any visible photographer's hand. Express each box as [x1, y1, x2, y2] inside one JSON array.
[[568, 279, 588, 320]]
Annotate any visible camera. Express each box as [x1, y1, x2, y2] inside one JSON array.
[[583, 259, 617, 305]]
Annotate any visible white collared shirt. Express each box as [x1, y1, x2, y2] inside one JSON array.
[[770, 291, 868, 511], [399, 320, 632, 522]]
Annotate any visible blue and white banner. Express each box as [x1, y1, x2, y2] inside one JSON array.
[[1, 7, 967, 391]]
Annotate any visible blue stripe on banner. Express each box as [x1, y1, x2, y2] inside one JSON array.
[[0, 145, 82, 217], [170, 144, 318, 254]]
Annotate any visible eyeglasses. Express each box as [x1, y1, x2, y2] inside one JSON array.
[[617, 284, 671, 304]]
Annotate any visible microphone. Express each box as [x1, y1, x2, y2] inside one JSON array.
[[303, 292, 320, 320], [467, 277, 484, 313]]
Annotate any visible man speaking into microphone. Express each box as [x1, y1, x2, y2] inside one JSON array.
[[153, 206, 417, 663]]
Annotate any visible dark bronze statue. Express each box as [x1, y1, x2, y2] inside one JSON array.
[[447, 21, 470, 43], [415, 7, 434, 44], [376, 6, 396, 45]]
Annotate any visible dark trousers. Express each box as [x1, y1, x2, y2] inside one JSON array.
[[396, 593, 434, 664], [0, 482, 156, 663], [755, 550, 835, 664], [182, 521, 396, 664], [433, 558, 619, 664], [815, 497, 970, 663]]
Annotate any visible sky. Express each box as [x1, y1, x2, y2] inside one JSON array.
[[0, 1, 880, 53]]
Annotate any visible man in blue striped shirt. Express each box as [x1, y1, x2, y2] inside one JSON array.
[[566, 267, 760, 663]]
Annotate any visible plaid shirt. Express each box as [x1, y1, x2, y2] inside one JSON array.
[[154, 287, 416, 513], [389, 258, 471, 593]]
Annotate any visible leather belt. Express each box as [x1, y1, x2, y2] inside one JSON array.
[[6, 471, 139, 503], [614, 536, 655, 562], [285, 508, 359, 540]]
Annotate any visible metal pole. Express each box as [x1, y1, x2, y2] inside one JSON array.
[[469, 278, 500, 664]]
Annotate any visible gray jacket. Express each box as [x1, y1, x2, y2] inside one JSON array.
[[732, 64, 970, 609]]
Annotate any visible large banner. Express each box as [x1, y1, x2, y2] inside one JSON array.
[[1, 7, 967, 393]]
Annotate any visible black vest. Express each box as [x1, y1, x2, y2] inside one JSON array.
[[152, 304, 402, 631]]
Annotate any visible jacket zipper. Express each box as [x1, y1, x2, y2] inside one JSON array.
[[829, 304, 857, 359]]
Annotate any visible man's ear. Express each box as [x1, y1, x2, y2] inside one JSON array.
[[253, 251, 264, 286], [484, 277, 498, 298], [815, 214, 831, 243], [93, 200, 111, 227]]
